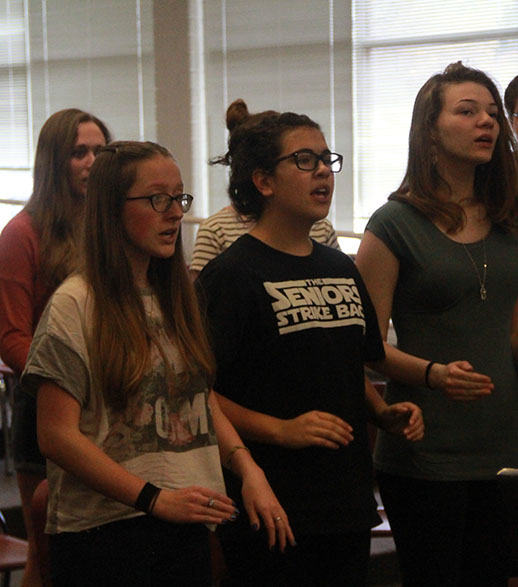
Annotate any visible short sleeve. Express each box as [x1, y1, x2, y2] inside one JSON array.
[[196, 260, 251, 397], [21, 283, 90, 406]]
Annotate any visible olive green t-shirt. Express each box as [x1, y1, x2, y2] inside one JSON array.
[[368, 199, 518, 480]]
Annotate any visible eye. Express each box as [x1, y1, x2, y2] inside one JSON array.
[[461, 110, 473, 116], [71, 146, 88, 159], [322, 153, 334, 165], [296, 152, 315, 166], [151, 193, 170, 205]]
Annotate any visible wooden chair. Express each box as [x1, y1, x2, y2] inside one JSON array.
[[0, 509, 28, 587]]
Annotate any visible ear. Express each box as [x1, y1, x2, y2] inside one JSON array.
[[252, 169, 274, 198]]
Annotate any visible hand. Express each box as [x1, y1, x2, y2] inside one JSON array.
[[428, 361, 493, 401], [240, 465, 296, 552], [278, 410, 354, 449], [378, 402, 424, 441], [152, 485, 238, 525]]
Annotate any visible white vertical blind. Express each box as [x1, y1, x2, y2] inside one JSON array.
[[0, 0, 30, 170], [353, 0, 518, 232], [0, 0, 156, 210], [198, 0, 354, 230]]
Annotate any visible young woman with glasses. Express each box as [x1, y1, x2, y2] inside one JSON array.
[[21, 141, 293, 586], [189, 100, 341, 279], [197, 104, 424, 586], [355, 62, 518, 586]]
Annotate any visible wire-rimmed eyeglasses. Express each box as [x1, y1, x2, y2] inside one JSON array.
[[125, 193, 193, 213], [274, 149, 343, 173]]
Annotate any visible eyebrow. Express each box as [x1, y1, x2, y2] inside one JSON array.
[[456, 98, 498, 108], [144, 182, 184, 192]]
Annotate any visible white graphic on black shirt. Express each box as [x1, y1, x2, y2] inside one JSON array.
[[264, 277, 366, 335]]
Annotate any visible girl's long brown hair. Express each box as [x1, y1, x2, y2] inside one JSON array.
[[84, 141, 214, 411], [392, 62, 518, 233], [25, 108, 111, 289]]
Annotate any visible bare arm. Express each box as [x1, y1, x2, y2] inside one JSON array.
[[209, 392, 295, 550], [214, 391, 354, 450], [37, 380, 236, 525], [356, 230, 493, 400]]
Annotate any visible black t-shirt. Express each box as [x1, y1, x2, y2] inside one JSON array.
[[197, 234, 384, 535]]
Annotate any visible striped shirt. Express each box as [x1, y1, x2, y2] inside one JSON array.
[[190, 206, 340, 272]]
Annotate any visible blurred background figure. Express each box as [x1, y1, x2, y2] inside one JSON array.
[[0, 108, 111, 586]]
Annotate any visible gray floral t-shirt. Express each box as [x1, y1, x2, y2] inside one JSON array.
[[22, 274, 225, 533]]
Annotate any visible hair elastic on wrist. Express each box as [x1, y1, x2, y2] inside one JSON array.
[[425, 361, 436, 390], [135, 482, 161, 515], [225, 445, 251, 471]]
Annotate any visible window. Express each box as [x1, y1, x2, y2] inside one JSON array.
[[195, 0, 354, 232], [352, 0, 518, 231], [194, 0, 518, 238], [0, 0, 156, 230]]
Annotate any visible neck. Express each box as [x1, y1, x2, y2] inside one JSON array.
[[436, 158, 476, 204], [250, 211, 314, 256], [128, 257, 150, 289]]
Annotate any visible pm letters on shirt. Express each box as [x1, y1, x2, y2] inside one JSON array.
[[263, 277, 366, 335]]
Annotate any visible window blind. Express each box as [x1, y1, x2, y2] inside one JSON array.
[[0, 0, 156, 220], [353, 0, 518, 232], [198, 0, 354, 230]]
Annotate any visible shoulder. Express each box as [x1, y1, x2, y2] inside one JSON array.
[[0, 209, 38, 246], [368, 199, 411, 222], [312, 241, 356, 270], [199, 206, 245, 231], [46, 275, 90, 327], [0, 210, 40, 273], [199, 235, 252, 277], [366, 198, 427, 235]]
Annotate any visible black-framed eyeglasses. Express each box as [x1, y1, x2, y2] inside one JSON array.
[[126, 193, 193, 213], [274, 149, 343, 173]]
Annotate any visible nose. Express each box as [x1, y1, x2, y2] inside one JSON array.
[[165, 199, 184, 220], [84, 150, 96, 169], [314, 158, 331, 176], [478, 111, 496, 128]]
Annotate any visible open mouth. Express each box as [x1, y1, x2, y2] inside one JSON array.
[[311, 186, 330, 197], [159, 228, 178, 237]]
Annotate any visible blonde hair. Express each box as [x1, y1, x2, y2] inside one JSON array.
[[84, 141, 214, 411], [25, 108, 111, 289]]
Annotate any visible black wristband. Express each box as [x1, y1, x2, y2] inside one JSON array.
[[135, 482, 161, 514], [425, 361, 436, 389]]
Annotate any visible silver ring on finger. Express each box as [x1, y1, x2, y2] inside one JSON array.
[[207, 497, 215, 508], [274, 516, 282, 522]]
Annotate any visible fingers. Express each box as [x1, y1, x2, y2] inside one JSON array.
[[201, 491, 239, 522], [263, 512, 294, 553], [447, 387, 493, 401], [295, 411, 354, 449], [383, 403, 424, 441], [157, 487, 239, 524]]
